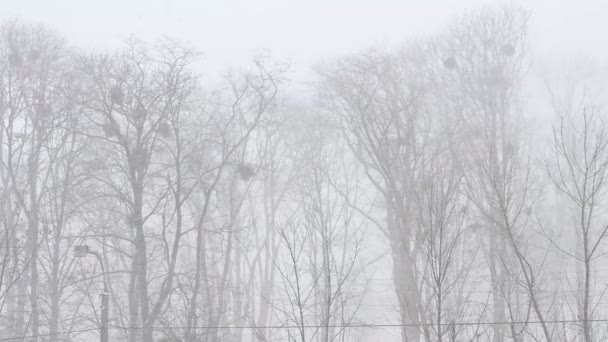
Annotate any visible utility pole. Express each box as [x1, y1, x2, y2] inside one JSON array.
[[75, 245, 109, 342]]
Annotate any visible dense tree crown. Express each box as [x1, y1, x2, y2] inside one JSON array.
[[0, 6, 607, 342]]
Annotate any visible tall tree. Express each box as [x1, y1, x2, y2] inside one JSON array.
[[80, 39, 199, 342]]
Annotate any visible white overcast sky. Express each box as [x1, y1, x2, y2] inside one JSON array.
[[1, 0, 606, 82]]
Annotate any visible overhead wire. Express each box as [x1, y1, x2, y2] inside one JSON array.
[[5, 318, 608, 341]]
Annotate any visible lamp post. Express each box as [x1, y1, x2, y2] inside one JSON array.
[[74, 245, 109, 342]]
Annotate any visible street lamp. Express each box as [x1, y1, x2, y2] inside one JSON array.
[[74, 245, 109, 342]]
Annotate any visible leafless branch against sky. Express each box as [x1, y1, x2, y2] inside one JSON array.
[[0, 1, 607, 342]]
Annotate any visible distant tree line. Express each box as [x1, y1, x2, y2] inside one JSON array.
[[0, 6, 606, 342]]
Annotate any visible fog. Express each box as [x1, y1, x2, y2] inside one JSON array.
[[0, 1, 607, 342]]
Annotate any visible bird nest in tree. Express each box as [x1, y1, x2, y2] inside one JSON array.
[[237, 164, 255, 180], [501, 44, 515, 57], [36, 103, 51, 118], [8, 52, 22, 67], [158, 121, 171, 137], [443, 57, 456, 69], [102, 122, 116, 137], [133, 105, 147, 120], [28, 49, 41, 62], [125, 213, 138, 227], [109, 87, 124, 106]]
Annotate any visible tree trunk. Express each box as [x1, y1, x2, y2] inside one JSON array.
[[27, 146, 40, 342], [387, 195, 421, 342]]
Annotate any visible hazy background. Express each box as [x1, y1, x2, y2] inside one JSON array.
[[0, 2, 606, 341], [2, 0, 605, 82]]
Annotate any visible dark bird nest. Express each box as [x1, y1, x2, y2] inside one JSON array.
[[443, 57, 456, 69], [109, 87, 124, 106], [237, 164, 255, 181], [8, 52, 22, 67], [28, 49, 41, 62], [158, 121, 171, 137], [102, 122, 116, 137], [501, 44, 515, 57]]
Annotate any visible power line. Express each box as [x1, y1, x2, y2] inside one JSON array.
[[5, 318, 608, 341], [107, 318, 608, 330], [0, 327, 99, 341]]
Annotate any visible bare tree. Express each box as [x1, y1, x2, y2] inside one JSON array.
[[548, 110, 608, 342], [438, 7, 531, 342], [241, 101, 296, 342], [80, 38, 200, 342], [269, 106, 368, 342], [0, 20, 88, 342], [319, 45, 430, 342], [180, 56, 284, 342], [414, 149, 477, 342]]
